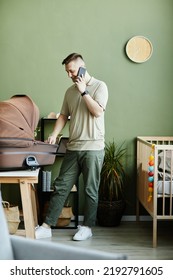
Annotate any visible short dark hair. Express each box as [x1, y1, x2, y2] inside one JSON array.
[[62, 53, 84, 65]]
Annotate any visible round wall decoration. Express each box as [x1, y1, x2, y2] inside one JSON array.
[[126, 36, 153, 63]]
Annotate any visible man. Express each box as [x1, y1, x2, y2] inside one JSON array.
[[36, 53, 108, 241]]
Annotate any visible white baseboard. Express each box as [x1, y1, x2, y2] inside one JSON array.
[[122, 215, 152, 221], [78, 215, 152, 222]]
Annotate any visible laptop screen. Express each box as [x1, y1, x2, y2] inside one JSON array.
[[57, 137, 68, 155]]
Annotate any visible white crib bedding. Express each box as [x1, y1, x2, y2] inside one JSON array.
[[158, 151, 173, 180], [157, 151, 173, 195], [157, 180, 173, 195]]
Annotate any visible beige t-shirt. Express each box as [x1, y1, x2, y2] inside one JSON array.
[[60, 77, 108, 150]]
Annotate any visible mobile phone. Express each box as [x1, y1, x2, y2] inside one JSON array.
[[77, 67, 86, 77]]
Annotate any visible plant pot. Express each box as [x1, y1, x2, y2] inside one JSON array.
[[97, 199, 125, 227]]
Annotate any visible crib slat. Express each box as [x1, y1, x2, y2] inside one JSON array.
[[162, 150, 166, 216], [170, 150, 173, 215]]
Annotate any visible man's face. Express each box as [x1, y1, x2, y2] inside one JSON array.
[[65, 60, 82, 83]]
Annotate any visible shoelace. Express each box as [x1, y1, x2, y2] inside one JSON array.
[[76, 225, 89, 235]]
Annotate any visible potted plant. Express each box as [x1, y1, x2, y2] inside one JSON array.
[[97, 140, 126, 226]]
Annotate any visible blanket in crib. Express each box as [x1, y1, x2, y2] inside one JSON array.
[[158, 151, 173, 180]]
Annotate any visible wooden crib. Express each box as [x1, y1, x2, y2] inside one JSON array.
[[137, 136, 173, 247]]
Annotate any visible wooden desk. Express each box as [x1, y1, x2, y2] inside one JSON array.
[[0, 169, 39, 239]]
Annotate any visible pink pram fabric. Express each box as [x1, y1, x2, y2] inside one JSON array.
[[0, 95, 39, 144], [0, 95, 58, 170]]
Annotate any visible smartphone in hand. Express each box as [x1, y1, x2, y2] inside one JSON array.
[[77, 67, 86, 77]]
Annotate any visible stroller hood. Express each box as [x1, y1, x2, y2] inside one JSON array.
[[0, 95, 58, 170], [0, 95, 39, 140]]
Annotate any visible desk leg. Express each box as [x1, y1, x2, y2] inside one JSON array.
[[31, 184, 38, 226], [19, 180, 35, 239]]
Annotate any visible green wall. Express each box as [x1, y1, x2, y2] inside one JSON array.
[[1, 0, 173, 215]]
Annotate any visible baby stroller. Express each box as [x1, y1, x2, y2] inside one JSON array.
[[0, 95, 58, 170]]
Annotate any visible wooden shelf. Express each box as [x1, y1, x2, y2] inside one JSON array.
[[39, 118, 78, 229]]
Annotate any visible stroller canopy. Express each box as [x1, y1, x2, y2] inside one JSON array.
[[0, 95, 39, 139]]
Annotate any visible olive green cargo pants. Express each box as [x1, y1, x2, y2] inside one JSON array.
[[45, 149, 104, 227]]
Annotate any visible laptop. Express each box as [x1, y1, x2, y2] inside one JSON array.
[[57, 137, 69, 155]]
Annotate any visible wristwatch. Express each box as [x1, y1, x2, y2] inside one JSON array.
[[81, 90, 89, 97]]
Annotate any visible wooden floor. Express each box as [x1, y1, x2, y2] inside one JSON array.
[[37, 221, 173, 260]]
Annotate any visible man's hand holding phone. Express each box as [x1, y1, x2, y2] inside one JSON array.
[[77, 67, 86, 78], [76, 67, 87, 93]]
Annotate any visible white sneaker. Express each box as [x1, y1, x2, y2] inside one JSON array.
[[35, 226, 52, 239], [73, 226, 92, 241]]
